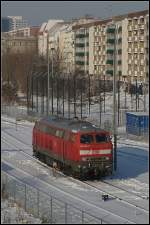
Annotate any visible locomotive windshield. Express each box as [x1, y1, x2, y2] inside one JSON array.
[[80, 134, 94, 144], [95, 134, 110, 143]]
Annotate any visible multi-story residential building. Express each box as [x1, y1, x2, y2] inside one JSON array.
[[1, 25, 39, 55], [5, 36, 38, 54], [48, 22, 70, 74], [62, 25, 75, 74], [89, 19, 112, 77], [7, 16, 28, 31], [126, 10, 149, 83], [5, 26, 40, 37], [73, 9, 149, 83], [38, 20, 64, 57], [73, 23, 93, 74]]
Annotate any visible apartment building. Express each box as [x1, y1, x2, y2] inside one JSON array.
[[38, 20, 64, 57], [59, 24, 75, 74], [73, 25, 89, 74], [126, 10, 149, 83], [73, 9, 149, 83], [5, 26, 40, 37], [3, 36, 38, 54], [7, 16, 28, 31]]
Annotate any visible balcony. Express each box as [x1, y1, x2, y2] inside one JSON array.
[[107, 38, 115, 44], [118, 60, 122, 65], [75, 52, 85, 57], [118, 26, 122, 32], [134, 48, 138, 53], [75, 43, 85, 48], [129, 59, 132, 64], [106, 28, 115, 33], [134, 36, 138, 41], [106, 59, 113, 65], [118, 49, 122, 54], [139, 36, 144, 41], [128, 25, 132, 31], [106, 49, 114, 54], [118, 38, 122, 44], [76, 61, 85, 65], [139, 47, 144, 53], [76, 34, 85, 38], [139, 24, 144, 29], [106, 70, 113, 75], [118, 71, 122, 76], [128, 37, 132, 42], [135, 60, 138, 64], [133, 25, 138, 30]]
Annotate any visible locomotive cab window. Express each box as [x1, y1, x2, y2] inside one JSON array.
[[80, 134, 94, 144], [95, 134, 109, 143]]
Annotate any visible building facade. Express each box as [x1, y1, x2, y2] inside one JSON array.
[[6, 37, 37, 54], [62, 25, 75, 74], [72, 9, 149, 83], [126, 10, 149, 83], [7, 16, 28, 31], [38, 20, 64, 57], [4, 26, 40, 37]]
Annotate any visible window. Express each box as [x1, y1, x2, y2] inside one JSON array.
[[95, 134, 109, 143], [46, 126, 56, 136], [56, 129, 64, 138], [134, 53, 138, 59], [80, 134, 94, 144]]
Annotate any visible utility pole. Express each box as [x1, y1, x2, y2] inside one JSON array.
[[51, 48, 54, 114], [113, 23, 117, 172], [47, 32, 50, 115]]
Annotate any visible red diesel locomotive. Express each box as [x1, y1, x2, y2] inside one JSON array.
[[32, 116, 113, 179]]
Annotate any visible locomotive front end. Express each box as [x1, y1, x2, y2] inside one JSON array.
[[79, 132, 113, 179]]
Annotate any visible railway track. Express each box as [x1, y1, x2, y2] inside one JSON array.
[[83, 181, 149, 212], [2, 139, 137, 224], [2, 129, 149, 216]]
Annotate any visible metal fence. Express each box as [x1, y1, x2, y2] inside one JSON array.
[[1, 171, 108, 224]]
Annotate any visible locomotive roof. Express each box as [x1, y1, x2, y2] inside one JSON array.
[[40, 116, 106, 133]]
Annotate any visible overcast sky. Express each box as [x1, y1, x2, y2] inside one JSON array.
[[1, 1, 149, 26]]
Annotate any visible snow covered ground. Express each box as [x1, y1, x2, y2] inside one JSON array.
[[1, 114, 149, 224]]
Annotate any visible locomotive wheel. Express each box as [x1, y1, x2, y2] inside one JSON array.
[[39, 153, 46, 163]]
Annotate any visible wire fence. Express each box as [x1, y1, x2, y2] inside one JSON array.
[[1, 171, 108, 224]]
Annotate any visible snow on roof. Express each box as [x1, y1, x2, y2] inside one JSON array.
[[39, 22, 47, 33], [48, 22, 65, 35], [126, 112, 149, 116], [45, 19, 64, 32]]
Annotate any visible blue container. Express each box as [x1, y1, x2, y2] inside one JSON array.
[[126, 112, 149, 136]]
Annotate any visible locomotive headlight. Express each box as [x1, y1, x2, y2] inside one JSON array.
[[106, 157, 109, 160]]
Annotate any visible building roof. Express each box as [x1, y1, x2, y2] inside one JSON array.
[[72, 9, 149, 30], [45, 19, 64, 32], [39, 22, 47, 34]]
